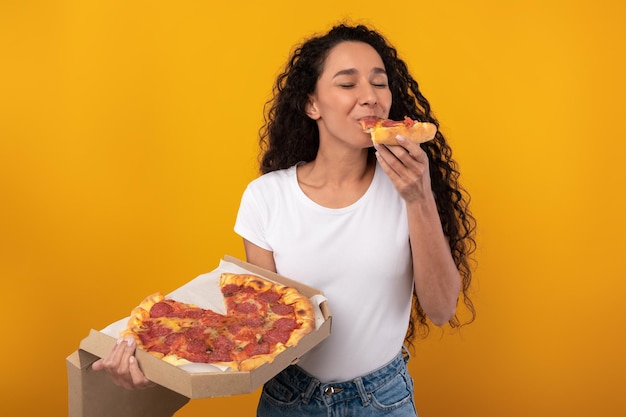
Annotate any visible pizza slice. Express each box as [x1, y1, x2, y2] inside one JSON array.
[[360, 115, 437, 145]]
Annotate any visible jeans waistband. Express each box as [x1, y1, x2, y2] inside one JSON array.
[[280, 347, 410, 406]]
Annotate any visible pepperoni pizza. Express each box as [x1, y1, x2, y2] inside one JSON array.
[[120, 272, 316, 371]]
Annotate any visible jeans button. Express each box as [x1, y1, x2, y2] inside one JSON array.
[[324, 386, 343, 396]]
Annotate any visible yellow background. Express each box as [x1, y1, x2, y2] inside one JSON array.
[[1, 0, 625, 415]]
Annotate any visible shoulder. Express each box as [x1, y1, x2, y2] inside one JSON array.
[[245, 165, 298, 193]]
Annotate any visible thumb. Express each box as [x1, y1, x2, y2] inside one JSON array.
[[91, 358, 104, 371]]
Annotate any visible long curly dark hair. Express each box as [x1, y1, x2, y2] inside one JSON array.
[[258, 23, 477, 345]]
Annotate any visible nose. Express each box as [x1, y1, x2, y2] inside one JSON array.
[[359, 84, 378, 107]]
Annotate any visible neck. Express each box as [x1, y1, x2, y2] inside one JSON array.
[[305, 148, 372, 184]]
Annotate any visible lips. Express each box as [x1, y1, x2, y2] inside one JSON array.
[[358, 116, 381, 130]]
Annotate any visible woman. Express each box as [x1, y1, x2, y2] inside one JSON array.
[[234, 23, 476, 416], [94, 23, 476, 417]]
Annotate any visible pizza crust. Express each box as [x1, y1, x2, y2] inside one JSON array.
[[221, 273, 274, 292], [119, 292, 163, 345]]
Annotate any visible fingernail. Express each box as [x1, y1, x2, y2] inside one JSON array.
[[396, 135, 406, 143], [125, 336, 135, 346]]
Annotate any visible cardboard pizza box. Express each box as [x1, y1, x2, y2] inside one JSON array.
[[66, 255, 332, 416], [66, 349, 190, 417]]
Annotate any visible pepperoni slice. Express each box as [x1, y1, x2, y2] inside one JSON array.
[[186, 339, 208, 354], [165, 333, 185, 346], [221, 284, 241, 296], [241, 286, 257, 294], [228, 323, 243, 335], [381, 119, 400, 127], [213, 335, 235, 353], [149, 344, 171, 355], [150, 302, 174, 318], [236, 301, 258, 314], [245, 342, 270, 356], [271, 304, 294, 316], [183, 308, 204, 319], [226, 299, 238, 312], [185, 326, 206, 340], [258, 290, 280, 304], [200, 312, 227, 327], [138, 333, 152, 346], [263, 328, 291, 344], [273, 317, 297, 332], [147, 324, 172, 338]]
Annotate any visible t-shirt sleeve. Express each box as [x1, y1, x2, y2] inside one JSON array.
[[233, 182, 272, 251]]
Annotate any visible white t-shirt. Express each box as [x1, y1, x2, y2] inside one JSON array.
[[234, 161, 413, 382]]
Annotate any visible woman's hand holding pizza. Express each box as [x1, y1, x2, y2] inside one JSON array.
[[374, 136, 433, 204]]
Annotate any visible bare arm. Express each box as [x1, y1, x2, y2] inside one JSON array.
[[243, 239, 277, 272], [375, 138, 461, 325], [405, 196, 461, 325]]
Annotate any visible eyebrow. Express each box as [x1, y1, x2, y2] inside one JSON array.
[[332, 67, 387, 78]]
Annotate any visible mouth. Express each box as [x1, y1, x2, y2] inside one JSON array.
[[357, 116, 380, 132]]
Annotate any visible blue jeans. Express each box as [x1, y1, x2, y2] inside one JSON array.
[[257, 348, 418, 417]]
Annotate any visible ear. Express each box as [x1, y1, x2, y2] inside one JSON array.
[[305, 96, 320, 120]]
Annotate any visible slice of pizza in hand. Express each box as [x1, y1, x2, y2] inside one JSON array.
[[360, 116, 437, 145], [119, 273, 316, 371]]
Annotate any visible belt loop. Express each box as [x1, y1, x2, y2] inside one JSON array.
[[401, 345, 411, 363], [301, 375, 319, 404], [354, 377, 370, 406]]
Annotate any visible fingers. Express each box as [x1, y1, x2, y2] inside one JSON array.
[[91, 358, 105, 371], [374, 136, 426, 173], [375, 137, 432, 201], [391, 135, 426, 161], [91, 336, 154, 390], [128, 356, 156, 389]]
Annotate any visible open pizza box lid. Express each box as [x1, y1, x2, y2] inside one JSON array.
[[66, 255, 332, 416]]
